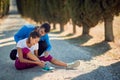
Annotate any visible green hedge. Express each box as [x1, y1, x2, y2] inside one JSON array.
[[0, 0, 9, 18]]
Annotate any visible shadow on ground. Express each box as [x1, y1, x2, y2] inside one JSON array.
[[50, 31, 111, 61], [63, 33, 111, 58], [81, 41, 111, 56], [64, 34, 93, 45], [72, 62, 120, 80]]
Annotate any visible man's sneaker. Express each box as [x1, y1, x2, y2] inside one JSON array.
[[67, 60, 80, 69], [10, 49, 17, 60], [42, 64, 55, 71]]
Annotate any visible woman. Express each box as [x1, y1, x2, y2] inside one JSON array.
[[15, 31, 53, 70]]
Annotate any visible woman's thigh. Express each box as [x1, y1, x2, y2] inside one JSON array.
[[15, 48, 37, 70]]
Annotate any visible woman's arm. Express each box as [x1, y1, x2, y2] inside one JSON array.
[[34, 50, 38, 57], [17, 47, 37, 64], [17, 48, 45, 67]]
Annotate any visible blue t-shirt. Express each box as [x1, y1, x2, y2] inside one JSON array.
[[14, 24, 52, 51]]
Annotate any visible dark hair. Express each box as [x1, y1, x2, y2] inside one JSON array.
[[29, 31, 40, 38], [40, 23, 51, 33], [34, 26, 40, 30], [28, 31, 40, 43]]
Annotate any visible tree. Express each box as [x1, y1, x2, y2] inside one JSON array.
[[16, 0, 22, 14], [101, 0, 120, 41], [0, 0, 9, 18], [66, 0, 83, 34], [66, 0, 120, 41], [66, 0, 103, 35], [47, 0, 69, 32], [16, 0, 69, 32]]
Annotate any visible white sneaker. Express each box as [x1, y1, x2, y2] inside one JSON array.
[[67, 60, 80, 69]]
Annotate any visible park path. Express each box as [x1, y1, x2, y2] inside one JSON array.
[[0, 0, 119, 80]]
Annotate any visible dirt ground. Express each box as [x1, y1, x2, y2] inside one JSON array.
[[0, 0, 120, 79], [0, 14, 119, 80]]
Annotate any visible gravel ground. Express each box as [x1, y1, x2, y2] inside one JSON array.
[[0, 0, 119, 80]]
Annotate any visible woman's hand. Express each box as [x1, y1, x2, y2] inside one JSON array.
[[35, 60, 45, 67]]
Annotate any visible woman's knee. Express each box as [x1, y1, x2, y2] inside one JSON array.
[[22, 48, 30, 54]]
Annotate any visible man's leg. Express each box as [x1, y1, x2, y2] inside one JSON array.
[[38, 41, 47, 56]]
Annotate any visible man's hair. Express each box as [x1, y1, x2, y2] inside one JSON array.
[[29, 31, 40, 38], [34, 26, 40, 30], [40, 23, 51, 33]]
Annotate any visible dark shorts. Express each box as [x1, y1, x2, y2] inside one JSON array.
[[38, 41, 47, 56]]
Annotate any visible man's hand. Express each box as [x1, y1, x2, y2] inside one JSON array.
[[44, 51, 49, 58]]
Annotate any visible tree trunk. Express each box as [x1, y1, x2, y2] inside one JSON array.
[[82, 23, 90, 35], [60, 23, 64, 32], [104, 14, 114, 41], [53, 23, 56, 29], [73, 23, 76, 34]]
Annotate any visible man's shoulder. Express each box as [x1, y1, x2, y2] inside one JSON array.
[[40, 34, 49, 41], [45, 34, 49, 37], [22, 24, 35, 29], [43, 34, 49, 38]]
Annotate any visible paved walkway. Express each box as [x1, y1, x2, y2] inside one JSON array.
[[0, 0, 119, 80]]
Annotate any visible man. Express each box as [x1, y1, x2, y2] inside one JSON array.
[[10, 23, 80, 70]]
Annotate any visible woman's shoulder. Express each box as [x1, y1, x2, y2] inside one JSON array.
[[17, 38, 27, 44]]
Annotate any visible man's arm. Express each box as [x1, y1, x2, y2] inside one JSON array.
[[14, 25, 27, 43], [43, 34, 52, 57], [44, 34, 52, 52]]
